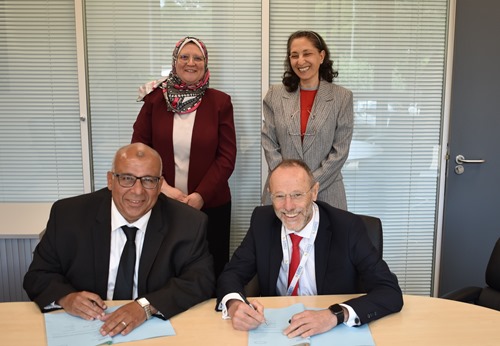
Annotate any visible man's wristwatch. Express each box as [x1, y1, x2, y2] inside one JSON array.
[[136, 297, 152, 320], [328, 304, 344, 325]]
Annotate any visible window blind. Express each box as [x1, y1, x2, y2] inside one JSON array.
[[85, 0, 263, 251], [0, 0, 83, 201], [0, 1, 449, 296], [269, 0, 448, 295]]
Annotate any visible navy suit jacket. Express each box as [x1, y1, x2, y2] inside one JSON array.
[[24, 188, 215, 320], [216, 201, 403, 324]]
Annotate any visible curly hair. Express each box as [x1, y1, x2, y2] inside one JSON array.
[[282, 30, 339, 92]]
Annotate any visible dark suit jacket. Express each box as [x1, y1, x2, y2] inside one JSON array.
[[23, 188, 215, 320], [132, 87, 237, 208], [216, 201, 403, 324]]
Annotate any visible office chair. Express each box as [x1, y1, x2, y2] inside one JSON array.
[[441, 237, 500, 311], [244, 213, 383, 297], [358, 214, 383, 260], [356, 214, 383, 292]]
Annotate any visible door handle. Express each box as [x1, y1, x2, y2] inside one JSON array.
[[455, 154, 486, 164]]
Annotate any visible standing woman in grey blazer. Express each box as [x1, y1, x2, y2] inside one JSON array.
[[262, 30, 353, 210]]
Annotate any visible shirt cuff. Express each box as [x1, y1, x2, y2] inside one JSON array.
[[340, 303, 361, 327], [218, 293, 244, 320], [44, 302, 62, 310]]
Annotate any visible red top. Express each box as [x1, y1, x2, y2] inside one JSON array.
[[300, 89, 318, 141]]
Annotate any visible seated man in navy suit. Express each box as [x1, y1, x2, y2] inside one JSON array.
[[216, 159, 403, 338], [24, 143, 214, 337]]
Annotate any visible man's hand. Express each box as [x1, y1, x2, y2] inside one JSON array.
[[57, 291, 106, 321], [227, 299, 266, 331], [284, 309, 339, 338], [99, 301, 148, 337]]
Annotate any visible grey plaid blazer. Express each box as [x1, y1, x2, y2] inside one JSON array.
[[261, 80, 353, 209]]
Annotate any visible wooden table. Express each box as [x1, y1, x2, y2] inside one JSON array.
[[1, 294, 499, 345]]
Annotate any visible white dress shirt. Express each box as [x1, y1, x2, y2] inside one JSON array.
[[107, 200, 151, 300]]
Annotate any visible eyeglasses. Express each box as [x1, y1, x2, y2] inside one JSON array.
[[112, 173, 161, 189], [270, 186, 314, 203], [178, 54, 205, 63]]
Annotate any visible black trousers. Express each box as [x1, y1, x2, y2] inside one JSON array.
[[202, 201, 231, 280]]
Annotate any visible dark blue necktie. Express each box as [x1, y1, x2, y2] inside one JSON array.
[[113, 226, 138, 300]]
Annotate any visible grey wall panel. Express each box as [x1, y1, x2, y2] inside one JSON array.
[[0, 238, 38, 302]]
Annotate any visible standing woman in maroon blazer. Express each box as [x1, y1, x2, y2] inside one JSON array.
[[132, 36, 237, 279]]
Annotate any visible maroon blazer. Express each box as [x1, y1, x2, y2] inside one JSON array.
[[132, 87, 236, 208]]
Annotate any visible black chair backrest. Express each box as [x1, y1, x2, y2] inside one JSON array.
[[478, 237, 500, 310], [355, 214, 383, 293], [486, 238, 500, 290], [358, 214, 383, 258]]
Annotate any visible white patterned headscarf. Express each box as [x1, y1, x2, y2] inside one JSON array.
[[137, 36, 210, 114]]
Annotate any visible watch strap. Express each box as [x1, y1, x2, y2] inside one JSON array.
[[136, 297, 152, 320], [328, 304, 344, 325]]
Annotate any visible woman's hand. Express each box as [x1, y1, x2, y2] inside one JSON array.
[[161, 181, 187, 202], [185, 192, 204, 210]]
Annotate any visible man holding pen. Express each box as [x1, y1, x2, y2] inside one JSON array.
[[24, 143, 214, 337], [216, 159, 403, 338]]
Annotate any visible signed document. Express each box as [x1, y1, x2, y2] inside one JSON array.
[[44, 305, 175, 346], [248, 303, 375, 346]]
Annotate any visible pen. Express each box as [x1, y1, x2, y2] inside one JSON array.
[[238, 292, 269, 325], [89, 299, 106, 311]]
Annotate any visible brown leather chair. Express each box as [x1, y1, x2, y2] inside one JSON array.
[[244, 213, 383, 297], [441, 237, 500, 311]]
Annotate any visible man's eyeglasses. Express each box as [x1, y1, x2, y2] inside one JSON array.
[[270, 186, 314, 203], [178, 54, 205, 63], [112, 173, 161, 189]]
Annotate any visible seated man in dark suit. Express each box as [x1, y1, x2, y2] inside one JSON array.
[[216, 159, 403, 338], [24, 143, 214, 337]]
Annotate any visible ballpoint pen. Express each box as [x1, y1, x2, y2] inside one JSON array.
[[238, 292, 269, 325]]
